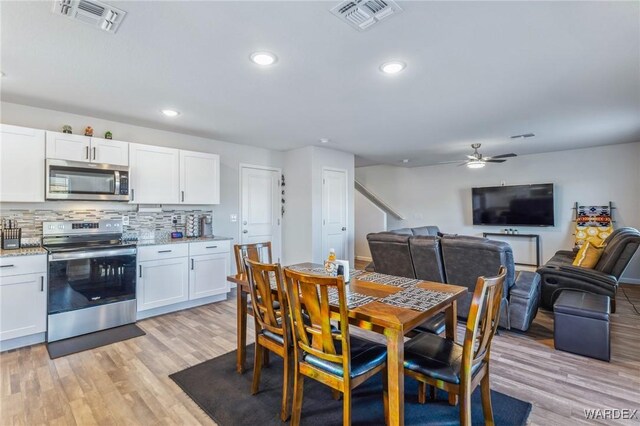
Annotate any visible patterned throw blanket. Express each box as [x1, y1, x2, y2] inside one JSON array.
[[575, 205, 613, 248]]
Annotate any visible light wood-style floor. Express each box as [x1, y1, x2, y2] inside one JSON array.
[[1, 284, 639, 425]]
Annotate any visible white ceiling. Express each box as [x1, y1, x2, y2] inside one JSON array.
[[2, 1, 639, 167]]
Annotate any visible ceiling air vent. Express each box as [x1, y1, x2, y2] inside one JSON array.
[[330, 0, 402, 31], [52, 0, 126, 34]]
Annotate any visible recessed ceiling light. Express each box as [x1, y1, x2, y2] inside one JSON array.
[[161, 109, 180, 117], [380, 61, 406, 74], [250, 52, 278, 66], [319, 138, 330, 144], [467, 160, 486, 169], [402, 159, 409, 163]]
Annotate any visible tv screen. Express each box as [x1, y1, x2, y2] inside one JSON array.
[[472, 184, 555, 226]]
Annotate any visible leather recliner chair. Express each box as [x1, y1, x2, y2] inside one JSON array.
[[537, 227, 640, 312]]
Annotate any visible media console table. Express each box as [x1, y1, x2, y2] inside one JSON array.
[[482, 232, 541, 267]]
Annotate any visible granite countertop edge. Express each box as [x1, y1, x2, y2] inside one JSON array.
[[0, 236, 234, 257]]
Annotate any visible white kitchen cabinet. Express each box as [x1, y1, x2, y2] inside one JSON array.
[[0, 254, 47, 346], [137, 257, 189, 311], [129, 143, 180, 204], [0, 273, 47, 341], [189, 252, 229, 300], [46, 131, 129, 166], [91, 137, 129, 166], [180, 150, 220, 204], [0, 125, 45, 202], [46, 131, 91, 162]]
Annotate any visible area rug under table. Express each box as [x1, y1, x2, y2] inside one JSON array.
[[170, 343, 531, 425]]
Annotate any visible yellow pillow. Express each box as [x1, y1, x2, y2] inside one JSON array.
[[572, 242, 603, 268], [586, 236, 605, 248]]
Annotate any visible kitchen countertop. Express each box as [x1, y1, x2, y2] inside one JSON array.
[[0, 236, 234, 257], [133, 236, 234, 247], [0, 246, 48, 258]]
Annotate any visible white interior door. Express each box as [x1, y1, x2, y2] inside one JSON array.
[[322, 168, 348, 260], [241, 166, 281, 262]]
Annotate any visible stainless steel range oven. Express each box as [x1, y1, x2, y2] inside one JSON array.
[[43, 220, 136, 342]]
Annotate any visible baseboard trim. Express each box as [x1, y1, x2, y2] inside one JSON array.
[[355, 256, 372, 262], [621, 278, 640, 285]]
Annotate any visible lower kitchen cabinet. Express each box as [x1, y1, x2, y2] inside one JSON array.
[[189, 253, 230, 300], [0, 273, 47, 342], [137, 257, 189, 311]]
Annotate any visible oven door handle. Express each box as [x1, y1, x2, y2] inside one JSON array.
[[49, 247, 137, 261]]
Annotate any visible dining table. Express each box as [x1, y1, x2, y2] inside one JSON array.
[[227, 262, 467, 426]]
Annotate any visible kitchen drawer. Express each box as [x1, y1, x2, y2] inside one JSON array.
[[137, 243, 189, 262], [189, 240, 230, 256], [0, 255, 47, 278]]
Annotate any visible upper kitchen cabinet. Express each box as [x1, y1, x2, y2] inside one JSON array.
[[46, 131, 91, 162], [180, 150, 220, 204], [129, 143, 180, 204], [90, 138, 129, 166], [0, 124, 45, 202], [45, 131, 129, 166]]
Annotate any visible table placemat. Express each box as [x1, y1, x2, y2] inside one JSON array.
[[287, 263, 363, 280], [328, 288, 376, 309], [355, 272, 421, 288], [378, 287, 451, 311]]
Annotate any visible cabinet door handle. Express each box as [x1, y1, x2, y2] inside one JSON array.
[[92, 147, 96, 160], [40, 276, 44, 292], [181, 191, 185, 202], [158, 250, 172, 253], [0, 264, 15, 268], [139, 265, 142, 278], [191, 259, 195, 270], [85, 146, 89, 160], [206, 246, 218, 249]]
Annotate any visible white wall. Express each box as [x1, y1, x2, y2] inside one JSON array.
[[355, 142, 640, 281], [282, 146, 355, 266], [0, 102, 284, 253], [355, 190, 387, 261]]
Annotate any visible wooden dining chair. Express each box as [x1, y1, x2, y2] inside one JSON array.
[[283, 268, 388, 426], [243, 257, 292, 422], [402, 267, 507, 426], [234, 242, 272, 275]]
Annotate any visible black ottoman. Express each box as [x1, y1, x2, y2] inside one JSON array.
[[554, 291, 611, 361]]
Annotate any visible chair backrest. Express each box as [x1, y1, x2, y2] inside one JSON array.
[[440, 235, 514, 319], [284, 268, 350, 375], [366, 232, 416, 278], [234, 242, 272, 275], [408, 235, 446, 282], [595, 227, 640, 278], [244, 258, 288, 342], [409, 226, 441, 236], [460, 267, 507, 378]]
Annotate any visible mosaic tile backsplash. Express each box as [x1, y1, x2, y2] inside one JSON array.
[[0, 208, 213, 246]]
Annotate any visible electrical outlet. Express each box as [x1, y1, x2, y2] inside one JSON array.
[[122, 215, 129, 225], [171, 214, 183, 225]]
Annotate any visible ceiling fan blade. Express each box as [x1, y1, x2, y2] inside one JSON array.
[[457, 161, 471, 167], [466, 155, 477, 160], [485, 159, 506, 163], [491, 153, 517, 159], [437, 160, 465, 164]]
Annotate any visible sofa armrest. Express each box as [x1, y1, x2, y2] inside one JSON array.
[[537, 265, 617, 290], [510, 271, 541, 299]]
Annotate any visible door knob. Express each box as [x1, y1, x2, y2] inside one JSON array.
[[243, 230, 248, 234], [342, 227, 347, 231]]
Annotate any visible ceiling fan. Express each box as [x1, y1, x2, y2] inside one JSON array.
[[440, 143, 517, 169]]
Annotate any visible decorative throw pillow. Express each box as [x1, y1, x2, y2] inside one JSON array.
[[572, 242, 603, 268], [586, 236, 606, 248]]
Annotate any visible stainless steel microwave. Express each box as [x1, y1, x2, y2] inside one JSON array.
[[46, 159, 130, 201]]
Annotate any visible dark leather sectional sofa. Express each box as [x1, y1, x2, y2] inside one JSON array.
[[537, 227, 640, 312], [366, 226, 541, 332]]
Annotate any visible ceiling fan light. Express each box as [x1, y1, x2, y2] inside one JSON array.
[[467, 160, 485, 169]]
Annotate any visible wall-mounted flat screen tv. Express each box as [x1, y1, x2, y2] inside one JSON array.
[[472, 183, 555, 226]]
